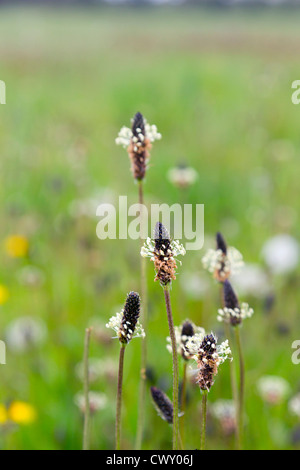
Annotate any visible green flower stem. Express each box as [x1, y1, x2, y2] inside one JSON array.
[[235, 326, 245, 450], [201, 391, 208, 450], [224, 321, 239, 447], [116, 343, 126, 450], [83, 327, 92, 451], [180, 361, 187, 449], [221, 284, 239, 449], [163, 287, 179, 450]]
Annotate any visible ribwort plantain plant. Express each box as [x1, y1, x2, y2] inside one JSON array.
[[218, 279, 254, 449], [106, 292, 145, 450], [116, 112, 161, 449], [202, 231, 246, 448], [185, 332, 231, 450], [141, 222, 185, 450], [166, 319, 205, 448]]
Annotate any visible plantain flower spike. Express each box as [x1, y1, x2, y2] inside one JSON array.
[[106, 292, 145, 344], [185, 333, 231, 392], [202, 232, 244, 282], [141, 222, 186, 288], [217, 280, 254, 327], [150, 386, 173, 424], [115, 112, 161, 181]]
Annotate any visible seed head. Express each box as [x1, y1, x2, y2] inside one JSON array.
[[106, 292, 145, 344], [197, 334, 219, 391], [115, 112, 161, 181], [132, 112, 145, 137], [216, 232, 227, 255], [181, 320, 195, 339], [218, 280, 254, 326], [224, 279, 239, 308], [150, 387, 173, 424], [119, 292, 141, 343], [185, 333, 231, 392], [141, 222, 185, 288], [166, 320, 205, 361], [202, 233, 244, 282]]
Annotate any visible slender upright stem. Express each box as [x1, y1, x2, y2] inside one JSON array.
[[136, 180, 148, 450], [116, 344, 126, 450], [83, 327, 92, 450], [180, 361, 187, 449], [201, 391, 208, 450], [163, 288, 179, 450], [178, 429, 184, 451], [224, 321, 239, 446], [221, 284, 239, 449], [235, 326, 245, 450]]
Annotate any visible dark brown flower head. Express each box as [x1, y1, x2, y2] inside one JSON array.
[[119, 291, 141, 344], [216, 232, 227, 255], [150, 386, 173, 424], [132, 112, 145, 137], [212, 232, 230, 282], [181, 320, 195, 339], [185, 333, 231, 392], [153, 222, 177, 287], [127, 112, 151, 181], [223, 280, 240, 323], [180, 320, 195, 360], [197, 334, 219, 392], [116, 113, 161, 181], [218, 281, 253, 326], [141, 222, 185, 288]]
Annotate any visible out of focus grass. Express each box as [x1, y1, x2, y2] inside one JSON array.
[[0, 6, 300, 450]]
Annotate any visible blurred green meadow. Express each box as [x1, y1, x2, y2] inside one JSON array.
[[0, 5, 300, 450]]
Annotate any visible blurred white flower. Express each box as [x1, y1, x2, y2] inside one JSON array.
[[75, 358, 117, 383], [261, 234, 300, 274], [211, 399, 236, 435], [17, 265, 45, 288], [289, 394, 300, 418], [166, 320, 205, 360], [202, 246, 244, 282], [75, 391, 108, 414], [217, 302, 254, 325], [5, 317, 47, 353], [257, 375, 291, 405], [167, 165, 198, 189], [231, 264, 271, 298]]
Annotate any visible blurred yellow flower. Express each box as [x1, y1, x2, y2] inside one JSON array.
[[8, 401, 37, 425], [4, 235, 29, 258], [0, 285, 9, 305], [0, 404, 7, 425]]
